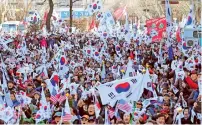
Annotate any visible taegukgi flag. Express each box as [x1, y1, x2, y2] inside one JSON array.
[[96, 74, 144, 105]]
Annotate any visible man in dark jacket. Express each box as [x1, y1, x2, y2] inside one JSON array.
[[181, 107, 192, 124]]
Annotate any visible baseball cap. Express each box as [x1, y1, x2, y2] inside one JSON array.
[[191, 70, 197, 74]]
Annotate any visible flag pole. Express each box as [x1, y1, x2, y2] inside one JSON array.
[[60, 108, 64, 125], [130, 101, 135, 124], [16, 105, 21, 125]]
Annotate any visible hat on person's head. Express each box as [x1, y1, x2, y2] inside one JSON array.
[[149, 69, 154, 74], [191, 70, 197, 74]]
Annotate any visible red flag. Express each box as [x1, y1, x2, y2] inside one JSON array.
[[43, 11, 48, 22], [89, 19, 95, 31], [41, 11, 48, 29], [130, 51, 134, 60], [176, 27, 181, 42], [113, 6, 126, 20], [146, 17, 167, 42]]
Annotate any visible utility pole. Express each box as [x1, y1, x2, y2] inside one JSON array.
[[69, 0, 73, 33]]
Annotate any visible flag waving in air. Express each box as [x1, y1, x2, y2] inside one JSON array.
[[50, 72, 60, 87], [96, 12, 104, 21], [92, 89, 101, 118], [123, 58, 135, 79], [105, 11, 115, 27], [165, 0, 172, 41], [59, 55, 69, 79], [101, 61, 106, 81], [114, 6, 126, 20], [96, 74, 144, 105], [62, 98, 72, 122], [186, 0, 195, 27], [124, 12, 131, 43], [89, 19, 96, 31], [60, 55, 66, 66], [45, 72, 59, 96], [176, 27, 182, 42], [143, 69, 157, 97], [86, 0, 102, 15], [35, 87, 51, 123], [116, 99, 132, 113]]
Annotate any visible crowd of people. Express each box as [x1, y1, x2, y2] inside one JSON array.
[[0, 29, 201, 125]]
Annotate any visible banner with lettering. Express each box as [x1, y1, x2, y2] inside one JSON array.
[[146, 17, 167, 42]]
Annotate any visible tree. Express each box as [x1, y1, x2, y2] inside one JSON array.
[[0, 1, 9, 23], [69, 0, 73, 33], [69, 0, 80, 33], [46, 0, 54, 32], [39, 0, 80, 32]]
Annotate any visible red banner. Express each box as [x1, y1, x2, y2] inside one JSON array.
[[88, 19, 95, 31], [176, 27, 182, 42], [146, 17, 166, 42]]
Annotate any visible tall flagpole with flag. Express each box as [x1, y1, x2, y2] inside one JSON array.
[[130, 101, 136, 124], [101, 61, 106, 81], [114, 6, 127, 20], [104, 107, 109, 125], [165, 0, 174, 62], [60, 108, 64, 125], [165, 0, 172, 44], [186, 0, 195, 27]]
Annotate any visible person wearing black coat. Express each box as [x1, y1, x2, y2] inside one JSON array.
[[181, 108, 192, 124]]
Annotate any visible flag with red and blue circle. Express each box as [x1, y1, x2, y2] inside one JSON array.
[[60, 56, 66, 66], [87, 0, 102, 14], [50, 73, 59, 86]]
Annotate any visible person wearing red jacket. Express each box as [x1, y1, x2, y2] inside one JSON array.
[[40, 37, 47, 48], [185, 70, 199, 90], [13, 38, 19, 49]]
